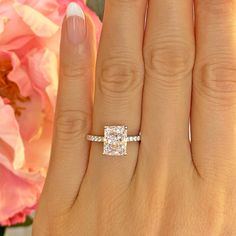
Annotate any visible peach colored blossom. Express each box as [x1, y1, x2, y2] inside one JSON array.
[[0, 0, 101, 226]]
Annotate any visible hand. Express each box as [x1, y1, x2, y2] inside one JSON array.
[[33, 0, 236, 235]]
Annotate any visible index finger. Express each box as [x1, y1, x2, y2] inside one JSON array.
[[41, 3, 97, 209]]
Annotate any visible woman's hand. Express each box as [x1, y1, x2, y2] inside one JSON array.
[[33, 0, 236, 235]]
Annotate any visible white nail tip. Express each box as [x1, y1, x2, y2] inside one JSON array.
[[66, 2, 85, 19]]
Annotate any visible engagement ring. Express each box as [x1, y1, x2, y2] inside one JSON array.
[[87, 126, 141, 156]]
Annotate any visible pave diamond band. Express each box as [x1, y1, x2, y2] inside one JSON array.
[[87, 126, 141, 156], [86, 135, 141, 142], [87, 135, 104, 142]]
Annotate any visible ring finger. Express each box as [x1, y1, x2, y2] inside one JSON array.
[[85, 0, 147, 188]]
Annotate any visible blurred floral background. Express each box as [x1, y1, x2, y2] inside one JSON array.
[[0, 0, 103, 235]]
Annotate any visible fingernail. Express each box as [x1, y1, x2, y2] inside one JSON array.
[[66, 2, 86, 44]]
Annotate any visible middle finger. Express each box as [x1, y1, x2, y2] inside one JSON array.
[[139, 0, 195, 173]]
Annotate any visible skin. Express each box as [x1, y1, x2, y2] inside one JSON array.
[[33, 0, 236, 235]]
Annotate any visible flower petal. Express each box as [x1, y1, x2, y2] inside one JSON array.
[[38, 49, 58, 112], [14, 2, 59, 37], [0, 16, 8, 34], [1, 50, 32, 97], [26, 48, 58, 115], [16, 91, 44, 142], [0, 36, 33, 51], [0, 98, 25, 169], [0, 163, 43, 226], [23, 120, 53, 173]]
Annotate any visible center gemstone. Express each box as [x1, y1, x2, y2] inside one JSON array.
[[103, 126, 128, 156]]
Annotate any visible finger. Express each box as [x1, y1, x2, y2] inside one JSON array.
[[86, 0, 147, 186], [139, 0, 195, 172], [41, 3, 96, 208], [192, 0, 236, 181]]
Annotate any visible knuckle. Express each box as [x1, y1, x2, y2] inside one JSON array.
[[144, 39, 194, 88], [61, 63, 90, 80], [55, 110, 90, 142], [194, 60, 236, 108], [97, 58, 143, 97]]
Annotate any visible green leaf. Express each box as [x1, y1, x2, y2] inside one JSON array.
[[87, 0, 104, 20], [10, 216, 33, 228], [0, 226, 6, 236]]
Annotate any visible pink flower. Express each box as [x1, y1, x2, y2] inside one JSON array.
[[0, 0, 101, 226]]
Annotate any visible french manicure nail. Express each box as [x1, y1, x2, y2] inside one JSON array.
[[66, 2, 86, 44]]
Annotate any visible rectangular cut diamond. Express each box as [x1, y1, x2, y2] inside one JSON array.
[[103, 126, 128, 156]]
